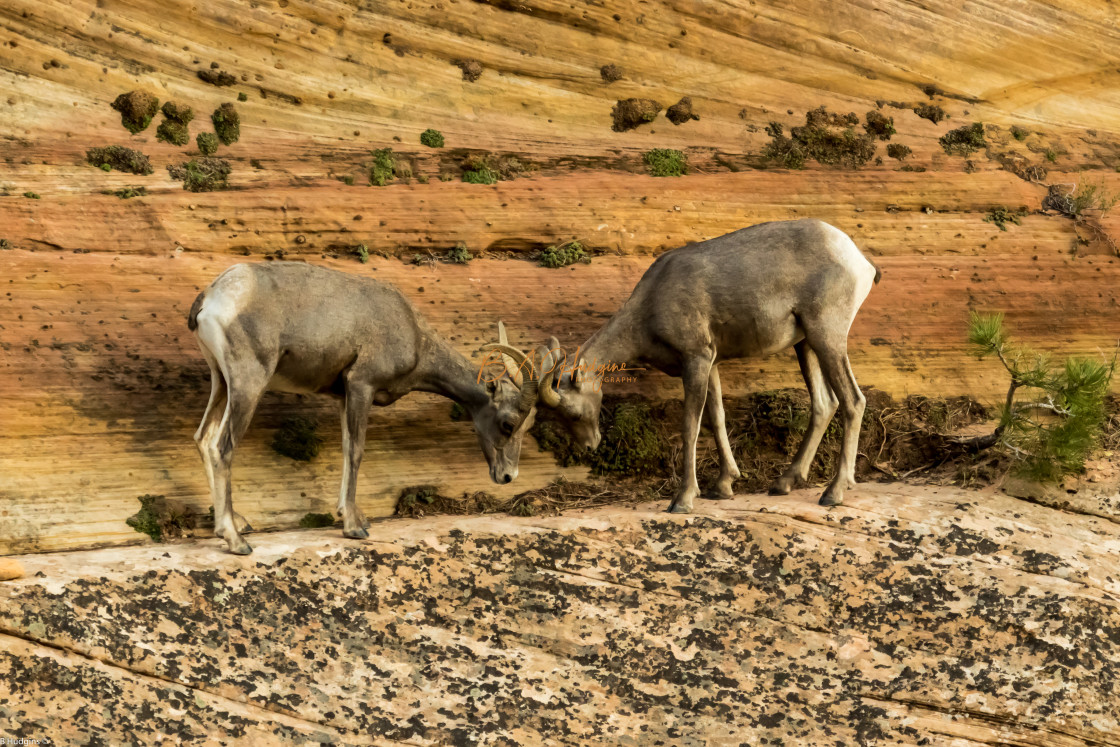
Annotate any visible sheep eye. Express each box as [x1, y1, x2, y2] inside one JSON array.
[[500, 421, 515, 437]]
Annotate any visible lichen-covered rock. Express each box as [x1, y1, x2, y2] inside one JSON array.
[[1, 483, 1117, 745]]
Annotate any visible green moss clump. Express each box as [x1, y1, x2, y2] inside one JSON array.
[[299, 512, 335, 528], [111, 91, 159, 134], [156, 119, 190, 146], [643, 148, 686, 177], [530, 399, 667, 477], [354, 242, 370, 263], [983, 206, 1025, 231], [886, 143, 912, 161], [168, 158, 232, 192], [863, 110, 896, 140], [539, 240, 587, 268], [449, 402, 466, 421], [420, 128, 444, 148], [447, 242, 472, 264], [913, 103, 946, 124], [763, 107, 876, 169], [161, 101, 194, 124], [461, 155, 499, 184], [939, 123, 986, 156], [369, 148, 408, 186], [100, 163, 112, 172], [211, 103, 240, 145], [1011, 126, 1029, 141], [271, 416, 324, 461], [104, 186, 147, 199], [196, 132, 219, 156], [395, 486, 439, 515], [23, 191, 40, 199], [1045, 149, 1058, 163], [86, 145, 153, 175], [125, 494, 191, 542], [238, 91, 249, 102], [126, 494, 165, 542]]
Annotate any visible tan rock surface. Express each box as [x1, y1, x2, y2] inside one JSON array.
[[2, 0, 1119, 552], [2, 483, 1119, 745]]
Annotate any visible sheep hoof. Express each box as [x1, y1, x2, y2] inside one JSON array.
[[344, 527, 369, 540]]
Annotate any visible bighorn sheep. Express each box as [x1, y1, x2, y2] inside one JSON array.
[[188, 262, 542, 554], [517, 219, 880, 512]]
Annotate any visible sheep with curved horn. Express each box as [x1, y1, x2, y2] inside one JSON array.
[[189, 262, 539, 554], [533, 219, 881, 513]]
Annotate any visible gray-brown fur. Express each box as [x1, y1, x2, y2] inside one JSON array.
[[535, 219, 879, 512], [191, 262, 538, 554]]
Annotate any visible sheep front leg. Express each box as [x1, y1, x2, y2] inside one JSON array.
[[339, 382, 373, 539], [668, 356, 713, 514]]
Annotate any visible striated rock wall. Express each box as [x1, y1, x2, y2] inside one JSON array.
[[2, 484, 1119, 744], [2, 0, 1120, 552]]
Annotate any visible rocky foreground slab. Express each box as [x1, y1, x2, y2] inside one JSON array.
[[1, 483, 1119, 746]]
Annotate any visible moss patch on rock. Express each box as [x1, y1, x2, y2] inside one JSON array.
[[420, 128, 444, 148], [271, 416, 324, 461], [666, 97, 699, 125], [198, 68, 236, 87], [196, 132, 219, 156], [763, 107, 877, 169], [369, 148, 411, 186], [863, 110, 896, 140], [539, 240, 587, 268], [111, 91, 159, 134], [211, 103, 240, 145], [611, 98, 662, 132], [168, 158, 232, 192], [86, 146, 153, 175], [914, 103, 946, 124], [461, 155, 499, 184], [939, 123, 986, 156], [156, 119, 190, 146], [600, 63, 623, 83], [886, 143, 912, 161], [643, 148, 686, 177], [447, 242, 472, 264], [125, 494, 191, 543], [103, 186, 147, 199], [299, 512, 336, 528], [455, 59, 483, 82]]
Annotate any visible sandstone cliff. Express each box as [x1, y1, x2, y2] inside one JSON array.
[[2, 0, 1119, 551]]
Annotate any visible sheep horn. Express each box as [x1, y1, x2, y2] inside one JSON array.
[[536, 344, 563, 408]]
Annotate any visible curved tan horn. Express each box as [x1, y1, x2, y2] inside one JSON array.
[[481, 342, 528, 387], [536, 345, 563, 408], [516, 378, 540, 415], [496, 321, 522, 382]]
